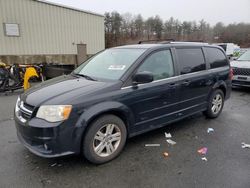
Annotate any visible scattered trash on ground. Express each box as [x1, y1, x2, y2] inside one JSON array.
[[241, 142, 250, 149], [201, 157, 208, 161], [163, 152, 169, 158], [165, 132, 172, 138], [166, 139, 177, 145], [207, 128, 214, 133], [197, 147, 208, 155], [145, 144, 160, 147], [50, 163, 57, 167], [50, 163, 62, 167]]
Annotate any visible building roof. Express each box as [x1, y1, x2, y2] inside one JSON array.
[[34, 0, 104, 17]]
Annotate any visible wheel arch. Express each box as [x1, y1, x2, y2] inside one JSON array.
[[211, 81, 227, 98], [204, 82, 226, 119], [75, 101, 134, 153], [84, 109, 132, 134]]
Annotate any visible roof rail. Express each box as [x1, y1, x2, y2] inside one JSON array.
[[138, 39, 175, 44], [170, 41, 208, 44], [184, 40, 205, 43]]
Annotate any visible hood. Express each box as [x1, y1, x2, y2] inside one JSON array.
[[21, 75, 117, 107], [230, 60, 250, 69]]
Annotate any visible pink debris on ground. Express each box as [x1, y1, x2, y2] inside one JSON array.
[[197, 147, 208, 155]]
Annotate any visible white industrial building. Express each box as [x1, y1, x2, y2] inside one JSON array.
[[0, 0, 105, 65]]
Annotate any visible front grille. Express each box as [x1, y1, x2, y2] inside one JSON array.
[[23, 103, 34, 112], [20, 110, 32, 120], [17, 101, 34, 122], [233, 67, 250, 76]]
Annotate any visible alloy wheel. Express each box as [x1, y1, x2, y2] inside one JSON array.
[[211, 94, 223, 114], [93, 124, 121, 157]]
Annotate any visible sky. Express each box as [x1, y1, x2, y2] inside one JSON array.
[[47, 0, 250, 25]]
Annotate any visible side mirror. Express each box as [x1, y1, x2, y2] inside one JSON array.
[[132, 71, 154, 86]]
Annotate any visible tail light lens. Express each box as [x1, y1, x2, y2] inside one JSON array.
[[229, 67, 234, 80]]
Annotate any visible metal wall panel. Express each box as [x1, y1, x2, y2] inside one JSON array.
[[0, 0, 105, 55]]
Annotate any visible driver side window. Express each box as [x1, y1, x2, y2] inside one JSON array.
[[137, 50, 174, 81]]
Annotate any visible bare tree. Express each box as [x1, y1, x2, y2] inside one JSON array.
[[104, 11, 250, 48], [134, 14, 144, 38]]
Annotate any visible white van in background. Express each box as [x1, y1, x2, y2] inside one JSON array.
[[214, 43, 240, 58]]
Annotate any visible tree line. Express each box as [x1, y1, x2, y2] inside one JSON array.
[[104, 11, 250, 48]]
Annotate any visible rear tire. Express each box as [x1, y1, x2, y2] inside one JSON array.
[[204, 89, 224, 119], [83, 115, 127, 164]]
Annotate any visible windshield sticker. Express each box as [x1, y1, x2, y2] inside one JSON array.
[[108, 65, 126, 70]]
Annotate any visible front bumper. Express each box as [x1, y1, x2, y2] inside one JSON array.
[[15, 116, 82, 158], [232, 75, 250, 87]]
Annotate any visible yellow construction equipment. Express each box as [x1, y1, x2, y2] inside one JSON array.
[[23, 67, 39, 90]]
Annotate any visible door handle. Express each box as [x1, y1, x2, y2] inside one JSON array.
[[181, 80, 190, 86], [168, 83, 179, 88]]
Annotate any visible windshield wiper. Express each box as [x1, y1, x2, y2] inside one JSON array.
[[72, 73, 97, 81]]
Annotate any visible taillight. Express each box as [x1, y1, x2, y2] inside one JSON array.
[[229, 67, 234, 80]]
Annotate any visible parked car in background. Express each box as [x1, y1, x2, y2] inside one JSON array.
[[231, 49, 250, 87], [14, 42, 232, 164]]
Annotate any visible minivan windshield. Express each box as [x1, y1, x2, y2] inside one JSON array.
[[237, 50, 250, 61], [73, 48, 146, 81]]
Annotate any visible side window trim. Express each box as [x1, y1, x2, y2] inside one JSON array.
[[203, 47, 211, 69], [203, 47, 229, 69], [201, 47, 210, 70], [171, 47, 180, 75], [170, 47, 179, 76], [137, 49, 175, 73], [174, 47, 206, 75], [122, 48, 176, 87]]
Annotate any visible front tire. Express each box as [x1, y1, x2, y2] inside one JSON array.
[[204, 89, 224, 119], [83, 115, 127, 164]]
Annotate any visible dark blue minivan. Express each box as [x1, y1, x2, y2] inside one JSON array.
[[15, 42, 232, 164]]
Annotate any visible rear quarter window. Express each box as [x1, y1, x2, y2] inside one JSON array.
[[205, 47, 228, 68], [176, 48, 206, 74]]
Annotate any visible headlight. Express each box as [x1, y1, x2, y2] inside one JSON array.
[[36, 105, 72, 122]]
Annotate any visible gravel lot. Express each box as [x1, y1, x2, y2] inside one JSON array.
[[0, 88, 250, 188]]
